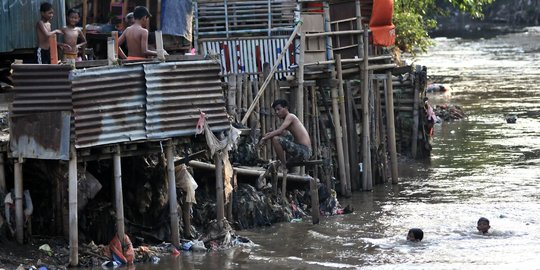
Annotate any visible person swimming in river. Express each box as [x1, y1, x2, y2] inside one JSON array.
[[407, 228, 424, 242], [477, 217, 491, 234]]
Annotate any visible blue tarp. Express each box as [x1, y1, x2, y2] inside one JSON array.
[[161, 0, 193, 41]]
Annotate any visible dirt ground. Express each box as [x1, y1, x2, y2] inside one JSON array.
[[0, 237, 69, 269]]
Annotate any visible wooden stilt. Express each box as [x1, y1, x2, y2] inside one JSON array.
[[0, 153, 5, 194], [236, 75, 243, 121], [14, 157, 23, 244], [182, 200, 192, 238], [113, 145, 125, 242], [411, 71, 420, 158], [335, 54, 352, 196], [215, 153, 225, 223], [165, 141, 180, 247], [68, 146, 78, 266], [49, 35, 58, 64], [281, 169, 288, 202], [227, 74, 237, 119], [331, 80, 348, 196], [297, 24, 305, 124], [189, 160, 311, 182], [310, 177, 320, 224], [345, 82, 360, 190], [385, 71, 399, 184], [361, 25, 372, 191]]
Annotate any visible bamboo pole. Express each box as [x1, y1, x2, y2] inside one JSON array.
[[331, 82, 348, 196], [281, 170, 288, 202], [157, 0, 162, 29], [68, 146, 78, 266], [236, 75, 243, 121], [188, 160, 312, 182], [14, 157, 23, 244], [296, 24, 305, 123], [215, 153, 225, 223], [335, 54, 352, 196], [386, 71, 399, 184], [310, 177, 320, 224], [0, 154, 5, 194], [83, 0, 88, 33], [361, 25, 372, 191], [227, 74, 237, 119], [166, 141, 180, 248], [122, 0, 128, 19], [112, 31, 119, 58], [411, 72, 419, 158], [241, 22, 302, 125], [376, 79, 389, 183], [345, 82, 359, 190], [355, 0, 363, 58], [113, 146, 125, 243], [182, 199, 192, 238]]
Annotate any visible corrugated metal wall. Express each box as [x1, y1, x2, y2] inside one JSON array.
[[11, 64, 72, 115], [10, 61, 230, 151], [71, 65, 147, 148], [202, 38, 294, 77], [0, 0, 66, 53], [144, 60, 229, 139]]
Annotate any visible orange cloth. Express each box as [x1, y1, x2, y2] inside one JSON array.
[[127, 56, 147, 60], [369, 0, 396, 47], [109, 234, 134, 265]]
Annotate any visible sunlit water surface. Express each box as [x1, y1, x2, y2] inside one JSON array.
[[130, 28, 540, 270]]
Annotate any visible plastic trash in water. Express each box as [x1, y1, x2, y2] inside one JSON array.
[[290, 218, 303, 223], [191, 240, 207, 252], [182, 241, 193, 251], [38, 244, 53, 256], [101, 261, 120, 269], [150, 256, 160, 264]]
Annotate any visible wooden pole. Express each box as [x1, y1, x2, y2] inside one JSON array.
[[386, 71, 399, 184], [14, 157, 23, 244], [112, 31, 119, 58], [331, 83, 348, 195], [241, 22, 303, 125], [310, 177, 320, 224], [355, 0, 363, 58], [345, 82, 360, 190], [189, 160, 312, 182], [157, 0, 162, 30], [0, 153, 5, 194], [155, 30, 165, 61], [281, 170, 288, 202], [227, 74, 237, 119], [113, 146, 125, 242], [335, 54, 352, 196], [182, 199, 192, 238], [236, 75, 243, 120], [122, 0, 128, 19], [166, 141, 180, 248], [215, 153, 225, 223], [361, 25, 372, 190], [411, 70, 420, 158], [68, 146, 79, 266], [83, 0, 88, 34], [296, 24, 305, 123], [49, 35, 58, 64]]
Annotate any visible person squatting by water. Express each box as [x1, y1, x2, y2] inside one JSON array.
[[258, 99, 312, 169], [35, 2, 64, 64], [407, 228, 424, 242], [477, 217, 491, 234]]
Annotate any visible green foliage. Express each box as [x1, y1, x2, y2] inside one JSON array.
[[394, 0, 494, 56]]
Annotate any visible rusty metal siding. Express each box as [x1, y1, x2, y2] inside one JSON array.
[[0, 0, 66, 53], [144, 60, 229, 139], [70, 65, 147, 148], [11, 64, 72, 115], [10, 111, 70, 160]]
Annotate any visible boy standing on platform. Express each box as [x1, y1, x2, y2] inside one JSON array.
[[36, 2, 63, 64], [118, 6, 167, 60], [61, 8, 87, 65]]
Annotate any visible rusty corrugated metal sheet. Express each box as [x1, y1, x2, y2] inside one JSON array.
[[0, 0, 66, 53], [71, 65, 147, 148], [144, 60, 229, 139], [11, 64, 72, 115], [10, 111, 71, 160]]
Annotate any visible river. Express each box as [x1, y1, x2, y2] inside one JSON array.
[[134, 28, 540, 270]]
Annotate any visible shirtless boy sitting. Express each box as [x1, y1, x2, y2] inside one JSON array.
[[118, 6, 166, 60], [35, 2, 64, 64], [259, 99, 312, 167]]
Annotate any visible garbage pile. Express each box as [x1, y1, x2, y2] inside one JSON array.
[[434, 104, 466, 121]]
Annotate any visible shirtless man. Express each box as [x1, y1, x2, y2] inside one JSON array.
[[61, 8, 87, 65], [118, 6, 165, 60], [36, 2, 63, 64], [259, 99, 312, 166]]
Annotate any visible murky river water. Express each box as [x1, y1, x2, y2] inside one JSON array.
[[134, 28, 540, 269]]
